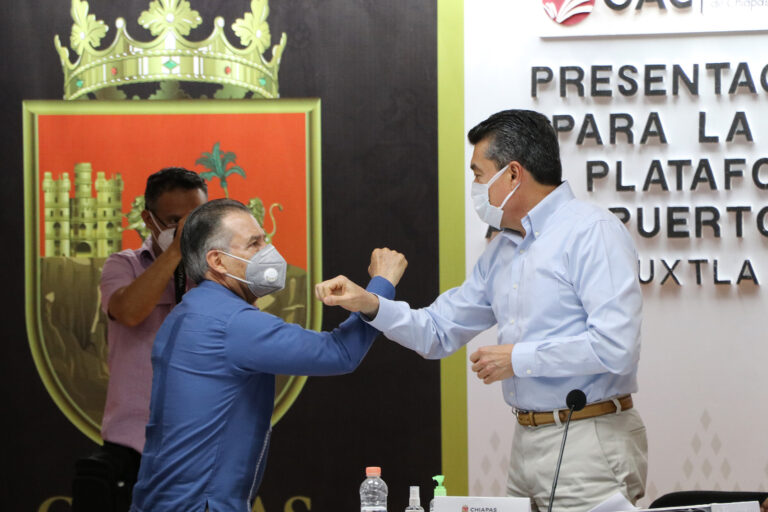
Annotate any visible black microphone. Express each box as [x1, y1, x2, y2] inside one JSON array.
[[547, 389, 587, 512], [566, 389, 587, 411]]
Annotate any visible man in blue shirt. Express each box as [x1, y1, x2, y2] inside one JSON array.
[[316, 110, 647, 512], [130, 199, 406, 512]]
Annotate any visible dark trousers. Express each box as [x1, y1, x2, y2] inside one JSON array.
[[72, 441, 141, 512]]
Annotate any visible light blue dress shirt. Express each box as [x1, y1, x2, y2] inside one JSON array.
[[367, 181, 642, 412]]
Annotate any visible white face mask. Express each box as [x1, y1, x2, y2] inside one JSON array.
[[470, 164, 520, 229], [148, 211, 175, 252], [219, 244, 287, 298]]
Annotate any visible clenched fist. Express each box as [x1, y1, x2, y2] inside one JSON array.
[[470, 344, 516, 384], [314, 275, 380, 318], [368, 248, 408, 286], [314, 248, 407, 319]]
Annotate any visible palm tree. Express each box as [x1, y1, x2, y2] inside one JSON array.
[[195, 142, 245, 198], [124, 195, 149, 240]]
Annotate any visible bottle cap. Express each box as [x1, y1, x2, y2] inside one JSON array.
[[409, 486, 420, 506], [365, 466, 382, 477], [432, 475, 447, 497]]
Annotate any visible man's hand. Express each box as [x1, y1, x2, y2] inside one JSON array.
[[315, 276, 380, 318], [368, 248, 408, 286], [761, 498, 767, 512], [470, 344, 516, 384], [108, 213, 192, 326], [167, 214, 190, 256]]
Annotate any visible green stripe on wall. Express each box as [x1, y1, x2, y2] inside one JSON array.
[[437, 0, 468, 496]]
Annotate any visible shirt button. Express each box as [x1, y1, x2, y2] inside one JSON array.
[[535, 231, 540, 237], [512, 284, 518, 289], [519, 249, 525, 254], [509, 318, 515, 325], [508, 391, 515, 397], [526, 369, 532, 375]]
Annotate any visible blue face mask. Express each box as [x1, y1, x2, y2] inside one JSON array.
[[470, 164, 520, 229], [219, 244, 287, 297]]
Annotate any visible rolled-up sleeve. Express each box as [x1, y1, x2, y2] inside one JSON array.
[[100, 253, 136, 316]]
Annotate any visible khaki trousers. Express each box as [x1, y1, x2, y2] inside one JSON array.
[[507, 408, 648, 512]]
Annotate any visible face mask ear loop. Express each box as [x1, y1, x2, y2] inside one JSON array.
[[148, 210, 162, 235], [219, 250, 250, 264], [218, 251, 254, 285], [498, 181, 521, 210], [486, 164, 516, 208], [225, 273, 253, 286], [487, 164, 509, 188]]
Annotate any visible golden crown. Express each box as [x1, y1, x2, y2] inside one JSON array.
[[54, 0, 287, 100]]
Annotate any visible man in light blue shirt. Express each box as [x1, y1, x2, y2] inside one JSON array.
[[316, 110, 648, 512]]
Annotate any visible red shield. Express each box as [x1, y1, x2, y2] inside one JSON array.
[[24, 99, 322, 442]]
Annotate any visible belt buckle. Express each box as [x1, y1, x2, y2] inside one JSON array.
[[526, 411, 537, 427]]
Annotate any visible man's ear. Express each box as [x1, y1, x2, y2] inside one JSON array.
[[141, 209, 152, 229], [206, 250, 226, 275], [507, 161, 524, 183], [141, 209, 161, 240]]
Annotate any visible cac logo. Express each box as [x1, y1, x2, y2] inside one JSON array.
[[542, 0, 595, 25], [462, 506, 469, 512]]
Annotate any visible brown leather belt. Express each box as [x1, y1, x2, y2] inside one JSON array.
[[516, 395, 633, 427]]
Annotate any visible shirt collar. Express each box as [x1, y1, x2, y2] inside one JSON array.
[[138, 236, 157, 264], [521, 180, 575, 239], [197, 279, 256, 307]]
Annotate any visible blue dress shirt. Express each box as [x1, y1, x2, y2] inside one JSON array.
[[367, 182, 642, 411], [131, 276, 395, 512]]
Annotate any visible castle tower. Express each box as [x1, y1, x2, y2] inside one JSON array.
[[95, 171, 124, 257], [111, 174, 124, 255], [70, 163, 97, 257], [42, 171, 71, 256]]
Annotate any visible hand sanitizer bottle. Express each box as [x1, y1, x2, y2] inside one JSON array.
[[405, 486, 424, 512], [429, 475, 447, 512]]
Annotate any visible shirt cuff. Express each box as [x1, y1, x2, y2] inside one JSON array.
[[511, 341, 537, 378], [365, 275, 396, 301], [362, 292, 398, 331]]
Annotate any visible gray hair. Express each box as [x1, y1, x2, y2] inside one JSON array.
[[180, 199, 251, 283]]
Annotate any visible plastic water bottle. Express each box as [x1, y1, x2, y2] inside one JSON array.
[[360, 466, 388, 512], [405, 486, 424, 512]]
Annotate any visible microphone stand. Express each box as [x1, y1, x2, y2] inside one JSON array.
[[547, 389, 586, 512], [547, 406, 575, 512]]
